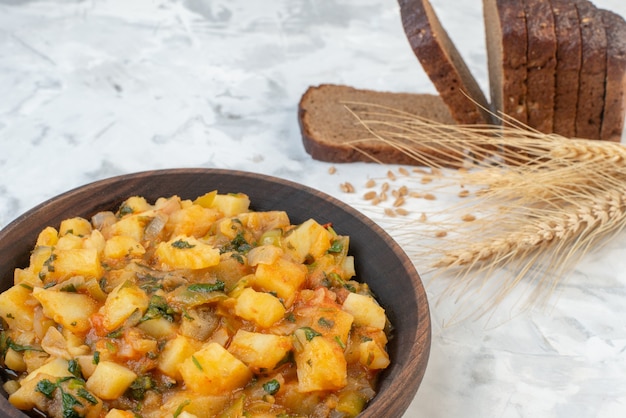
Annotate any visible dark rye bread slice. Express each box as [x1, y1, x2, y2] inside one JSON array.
[[298, 84, 459, 166], [523, 0, 557, 133], [398, 0, 491, 125], [483, 0, 528, 125], [550, 0, 582, 138], [575, 0, 607, 139], [599, 9, 626, 142]]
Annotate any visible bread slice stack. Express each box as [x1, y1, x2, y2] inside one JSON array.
[[298, 0, 626, 166]]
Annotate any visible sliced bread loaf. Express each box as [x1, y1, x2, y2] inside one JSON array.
[[523, 0, 557, 133], [551, 0, 582, 138], [298, 84, 458, 166], [599, 9, 626, 142], [483, 0, 528, 125], [575, 0, 607, 139], [398, 0, 491, 125]]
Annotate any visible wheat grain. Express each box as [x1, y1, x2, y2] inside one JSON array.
[[341, 101, 626, 316]]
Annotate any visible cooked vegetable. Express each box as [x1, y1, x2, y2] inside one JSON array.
[[0, 191, 390, 417]]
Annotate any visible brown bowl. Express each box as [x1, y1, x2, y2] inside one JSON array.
[[0, 168, 431, 418]]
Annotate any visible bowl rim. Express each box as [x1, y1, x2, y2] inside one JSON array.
[[0, 168, 431, 418]]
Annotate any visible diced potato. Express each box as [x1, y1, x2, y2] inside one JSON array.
[[21, 357, 72, 385], [210, 193, 250, 217], [13, 268, 39, 288], [119, 196, 151, 215], [167, 204, 219, 238], [234, 288, 285, 328], [0, 285, 36, 331], [158, 335, 199, 380], [83, 229, 106, 255], [35, 226, 59, 247], [8, 373, 49, 410], [105, 410, 136, 418], [179, 343, 252, 395], [48, 248, 103, 281], [76, 354, 98, 378], [86, 361, 137, 400], [59, 217, 93, 237], [28, 245, 53, 278], [55, 234, 84, 250], [358, 340, 391, 370], [295, 305, 354, 347], [103, 235, 146, 259], [282, 219, 333, 263], [161, 391, 229, 417], [228, 329, 292, 371], [253, 258, 306, 308], [342, 293, 386, 330], [4, 348, 27, 372], [193, 190, 217, 208], [293, 329, 347, 392], [155, 235, 220, 270], [105, 214, 147, 242], [101, 281, 150, 331], [32, 287, 97, 333]]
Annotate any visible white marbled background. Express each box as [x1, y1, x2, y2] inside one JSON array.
[[1, 0, 626, 417]]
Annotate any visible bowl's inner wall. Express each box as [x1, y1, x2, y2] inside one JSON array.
[[0, 169, 426, 418]]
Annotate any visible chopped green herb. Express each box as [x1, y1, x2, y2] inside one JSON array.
[[118, 203, 134, 217], [68, 359, 82, 378], [334, 336, 346, 349], [36, 379, 57, 398], [317, 317, 334, 328], [106, 328, 123, 339], [92, 351, 100, 365], [327, 240, 344, 254], [191, 355, 203, 371], [300, 327, 322, 341], [262, 379, 280, 395], [76, 388, 98, 405], [187, 281, 225, 293], [129, 375, 155, 401], [171, 239, 195, 249], [173, 400, 191, 418], [140, 295, 175, 323], [60, 284, 77, 293]]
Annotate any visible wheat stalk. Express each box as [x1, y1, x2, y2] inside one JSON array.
[[342, 102, 626, 318]]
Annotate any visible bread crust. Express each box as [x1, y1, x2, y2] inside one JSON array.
[[399, 0, 491, 125], [298, 84, 462, 166], [483, 0, 528, 125], [575, 0, 607, 139], [524, 0, 557, 133], [551, 0, 582, 138], [599, 9, 626, 141]]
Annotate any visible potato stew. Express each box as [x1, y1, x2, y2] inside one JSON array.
[[0, 191, 391, 418]]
